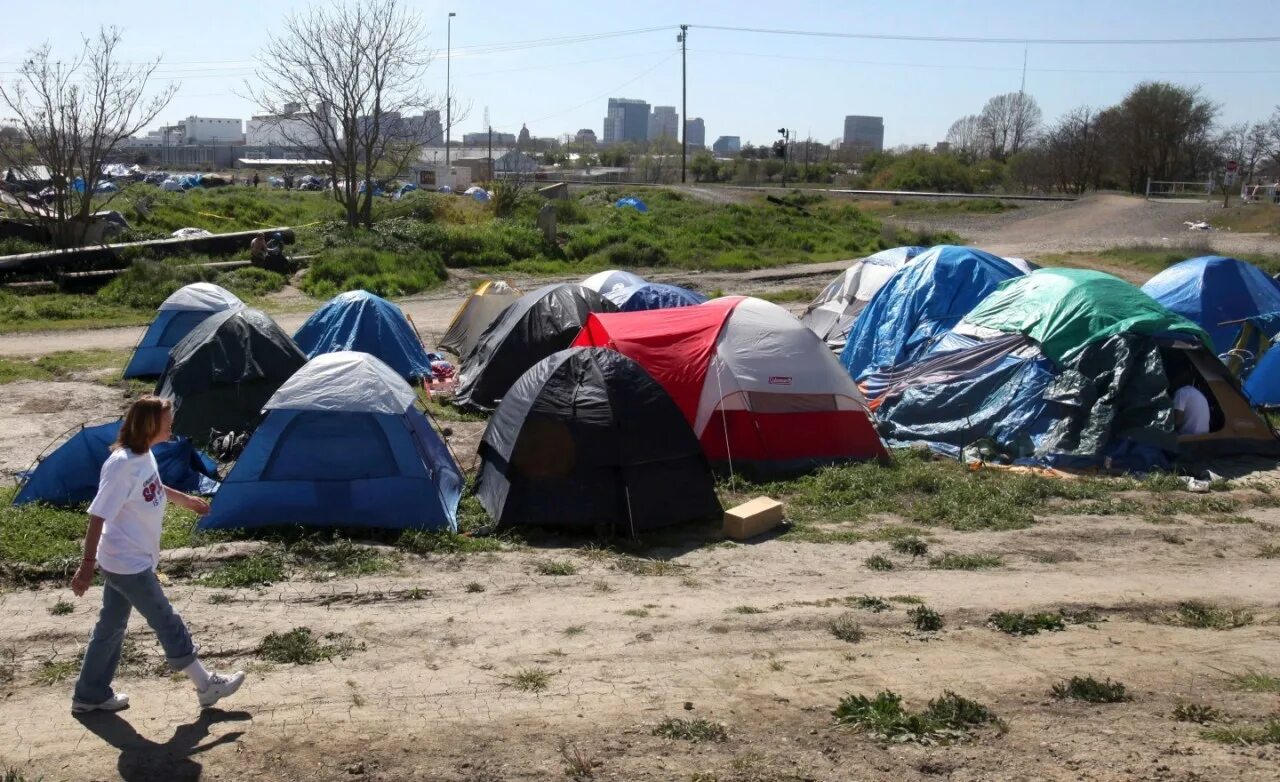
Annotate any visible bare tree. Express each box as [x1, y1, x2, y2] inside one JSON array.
[[1218, 121, 1271, 183], [945, 114, 985, 161], [978, 92, 1042, 162], [247, 0, 439, 227], [1044, 106, 1104, 195], [0, 27, 175, 247]]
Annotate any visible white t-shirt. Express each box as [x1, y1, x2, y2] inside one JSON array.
[[87, 448, 166, 574], [1173, 386, 1211, 436]]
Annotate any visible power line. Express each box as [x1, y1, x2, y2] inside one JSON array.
[[526, 52, 677, 125], [690, 23, 1280, 46]]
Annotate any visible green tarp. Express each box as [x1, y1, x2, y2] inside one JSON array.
[[962, 269, 1210, 365]]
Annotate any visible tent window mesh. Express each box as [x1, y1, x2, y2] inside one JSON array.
[[262, 411, 399, 481]]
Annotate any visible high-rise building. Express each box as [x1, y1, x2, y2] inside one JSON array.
[[648, 106, 678, 142], [602, 98, 649, 144], [842, 115, 884, 155], [574, 128, 598, 147], [462, 130, 516, 146], [686, 117, 706, 149], [712, 136, 741, 156]]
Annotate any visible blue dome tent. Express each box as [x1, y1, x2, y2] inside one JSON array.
[[293, 290, 435, 382], [840, 245, 1025, 382], [123, 283, 244, 379], [581, 269, 645, 296], [1142, 255, 1280, 361], [13, 421, 219, 507], [200, 352, 462, 532], [615, 196, 648, 212], [605, 282, 707, 312]]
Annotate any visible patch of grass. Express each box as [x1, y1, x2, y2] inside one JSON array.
[[1058, 607, 1103, 625], [1172, 702, 1221, 724], [0, 648, 16, 684], [1258, 544, 1280, 559], [890, 536, 929, 558], [536, 560, 578, 576], [610, 556, 687, 576], [0, 348, 132, 385], [258, 627, 361, 664], [560, 741, 597, 779], [402, 587, 429, 601], [1202, 719, 1280, 746], [396, 529, 504, 556], [988, 611, 1066, 636], [622, 608, 650, 618], [1051, 676, 1130, 703], [1165, 601, 1254, 630], [849, 595, 892, 613], [504, 667, 553, 692], [289, 538, 395, 578], [207, 592, 234, 605], [833, 690, 1001, 744], [748, 288, 817, 304], [731, 605, 767, 615], [828, 613, 864, 643], [34, 658, 79, 686], [909, 605, 944, 632], [464, 581, 486, 593], [592, 580, 613, 593], [202, 551, 286, 588], [652, 717, 728, 743], [48, 600, 74, 616], [888, 594, 924, 604], [864, 554, 894, 571], [1227, 671, 1280, 693], [562, 625, 586, 637], [928, 552, 1003, 570]]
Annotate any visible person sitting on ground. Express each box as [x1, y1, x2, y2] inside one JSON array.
[[249, 232, 268, 263], [70, 395, 245, 713], [1171, 365, 1210, 436]]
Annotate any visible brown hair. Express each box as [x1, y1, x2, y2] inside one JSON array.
[[112, 395, 173, 455]]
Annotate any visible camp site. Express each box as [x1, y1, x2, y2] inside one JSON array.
[[3, 2, 1280, 781]]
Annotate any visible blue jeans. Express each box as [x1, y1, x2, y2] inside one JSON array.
[[73, 568, 197, 704]]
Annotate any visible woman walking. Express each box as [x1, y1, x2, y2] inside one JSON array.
[[70, 395, 245, 713]]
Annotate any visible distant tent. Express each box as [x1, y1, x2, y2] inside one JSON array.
[[13, 420, 218, 507], [1142, 255, 1280, 362], [454, 283, 618, 412], [800, 246, 926, 351], [439, 280, 522, 358], [476, 347, 721, 533], [615, 197, 648, 212], [605, 282, 707, 312], [581, 269, 646, 295], [157, 308, 307, 442], [464, 186, 491, 202], [200, 352, 461, 532], [123, 283, 244, 379], [293, 290, 434, 382], [870, 269, 1280, 469], [840, 245, 1025, 381], [573, 296, 888, 477]]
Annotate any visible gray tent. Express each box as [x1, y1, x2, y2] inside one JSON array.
[[438, 280, 522, 358]]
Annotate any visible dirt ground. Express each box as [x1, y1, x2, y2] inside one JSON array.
[[3, 199, 1280, 780]]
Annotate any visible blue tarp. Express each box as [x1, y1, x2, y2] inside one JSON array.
[[605, 282, 707, 312], [839, 245, 1025, 381], [615, 197, 648, 212], [13, 421, 219, 507], [199, 407, 461, 532], [1245, 348, 1280, 406], [1141, 256, 1280, 357], [293, 290, 435, 381]]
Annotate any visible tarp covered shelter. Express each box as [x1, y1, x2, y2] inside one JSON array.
[[581, 269, 646, 295], [200, 352, 461, 532], [870, 269, 1279, 469], [801, 246, 926, 351], [840, 245, 1025, 381], [157, 307, 307, 442], [123, 283, 244, 379], [605, 282, 707, 312], [438, 280, 522, 358], [13, 420, 218, 507], [573, 296, 889, 477], [293, 290, 434, 382], [615, 197, 648, 212], [454, 283, 618, 412], [476, 347, 721, 533], [1142, 255, 1280, 362]]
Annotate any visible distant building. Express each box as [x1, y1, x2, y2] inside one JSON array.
[[246, 103, 327, 148], [356, 110, 443, 146], [712, 135, 741, 156], [462, 130, 516, 146], [934, 141, 952, 154], [127, 116, 244, 147], [603, 97, 649, 144], [647, 106, 678, 142], [842, 115, 884, 155], [516, 123, 531, 149], [574, 128, 598, 147], [686, 117, 705, 149]]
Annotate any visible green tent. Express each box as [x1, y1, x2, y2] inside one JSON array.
[[962, 269, 1211, 365]]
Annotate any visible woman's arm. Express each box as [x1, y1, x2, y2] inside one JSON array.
[[71, 515, 105, 596], [164, 486, 210, 516]]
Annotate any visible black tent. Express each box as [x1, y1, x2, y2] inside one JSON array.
[[476, 347, 723, 534], [157, 307, 307, 442], [454, 283, 618, 412]]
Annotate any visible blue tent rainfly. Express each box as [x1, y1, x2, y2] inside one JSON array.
[[293, 290, 437, 382], [615, 196, 648, 212], [123, 283, 244, 379]]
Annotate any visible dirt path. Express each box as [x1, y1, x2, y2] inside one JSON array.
[[2, 509, 1278, 780]]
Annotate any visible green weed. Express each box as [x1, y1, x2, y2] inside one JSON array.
[[1051, 676, 1130, 703], [909, 605, 944, 632], [48, 600, 74, 616], [258, 627, 361, 664], [731, 606, 766, 615], [833, 690, 1000, 744], [464, 581, 486, 593], [988, 611, 1066, 636], [849, 595, 892, 613], [1166, 601, 1254, 630], [202, 551, 286, 588], [928, 553, 1003, 570], [828, 613, 864, 643], [652, 717, 727, 743], [1202, 719, 1280, 745], [34, 658, 79, 686], [1226, 671, 1280, 693], [1172, 702, 1221, 723], [864, 555, 894, 571], [536, 560, 578, 576], [890, 536, 929, 558], [505, 667, 553, 692]]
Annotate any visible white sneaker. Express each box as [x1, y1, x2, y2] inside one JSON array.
[[71, 693, 130, 713], [197, 671, 246, 708]]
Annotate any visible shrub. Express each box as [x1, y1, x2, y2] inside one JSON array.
[[652, 717, 728, 743], [301, 246, 447, 299], [833, 689, 1000, 744], [988, 611, 1066, 636], [1051, 676, 1129, 703], [909, 605, 944, 632]]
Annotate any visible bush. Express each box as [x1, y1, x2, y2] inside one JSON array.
[[301, 246, 447, 299]]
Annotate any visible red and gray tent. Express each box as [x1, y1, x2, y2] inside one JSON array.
[[476, 347, 721, 533], [573, 296, 889, 477]]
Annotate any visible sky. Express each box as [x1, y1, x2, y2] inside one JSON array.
[[2, 0, 1278, 148]]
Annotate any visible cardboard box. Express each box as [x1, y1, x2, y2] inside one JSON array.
[[723, 496, 784, 541]]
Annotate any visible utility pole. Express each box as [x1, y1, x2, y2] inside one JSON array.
[[487, 126, 493, 184], [778, 128, 790, 188], [678, 24, 688, 183], [445, 11, 456, 174]]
